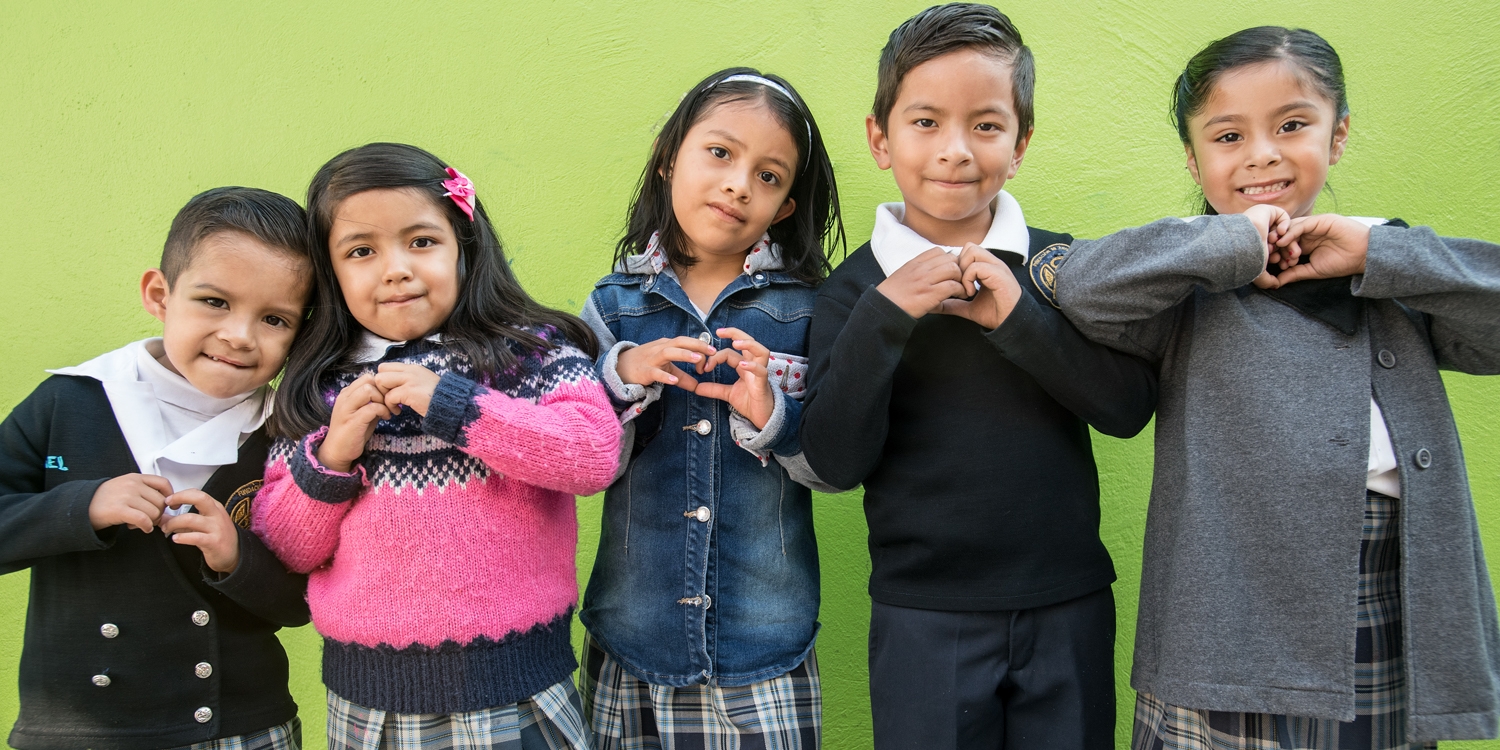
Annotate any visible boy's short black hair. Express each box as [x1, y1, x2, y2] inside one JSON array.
[[873, 3, 1035, 143], [161, 187, 310, 285]]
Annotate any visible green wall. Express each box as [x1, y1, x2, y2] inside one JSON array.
[[2, 2, 1497, 747]]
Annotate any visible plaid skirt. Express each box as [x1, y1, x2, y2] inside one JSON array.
[[1132, 490, 1434, 750], [326, 681, 593, 750], [171, 718, 302, 750], [579, 633, 821, 750]]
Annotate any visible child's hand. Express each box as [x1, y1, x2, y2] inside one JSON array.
[[875, 247, 967, 319], [160, 490, 240, 574], [937, 243, 1024, 330], [1273, 214, 1371, 285], [693, 328, 775, 429], [1242, 204, 1295, 289], [319, 374, 392, 473], [374, 363, 442, 417], [616, 337, 718, 392], [88, 474, 172, 533]]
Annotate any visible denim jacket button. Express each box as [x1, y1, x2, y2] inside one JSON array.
[[694, 506, 711, 523], [688, 419, 711, 436], [698, 332, 713, 345], [702, 595, 712, 610]]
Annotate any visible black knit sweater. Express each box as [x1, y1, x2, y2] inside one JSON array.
[[800, 229, 1158, 611]]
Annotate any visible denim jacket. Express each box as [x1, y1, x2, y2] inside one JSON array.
[[578, 236, 823, 687]]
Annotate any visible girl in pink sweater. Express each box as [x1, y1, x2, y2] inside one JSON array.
[[253, 143, 620, 749]]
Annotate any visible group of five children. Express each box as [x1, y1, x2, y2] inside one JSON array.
[[2, 4, 1498, 750]]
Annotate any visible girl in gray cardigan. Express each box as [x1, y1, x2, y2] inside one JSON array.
[[1049, 27, 1500, 749]]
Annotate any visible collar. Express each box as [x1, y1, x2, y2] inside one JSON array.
[[615, 231, 787, 277], [354, 331, 445, 364], [870, 190, 1030, 277], [46, 338, 268, 473]]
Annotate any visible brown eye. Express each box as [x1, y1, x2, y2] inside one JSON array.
[[348, 246, 374, 259], [710, 146, 729, 159]]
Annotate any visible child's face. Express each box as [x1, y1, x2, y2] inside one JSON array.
[[328, 188, 461, 342], [669, 99, 798, 261], [140, 232, 310, 398], [867, 48, 1029, 244], [1186, 60, 1349, 218]]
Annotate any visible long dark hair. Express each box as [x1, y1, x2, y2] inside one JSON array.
[[272, 142, 598, 438], [1172, 26, 1348, 214], [614, 67, 845, 284]]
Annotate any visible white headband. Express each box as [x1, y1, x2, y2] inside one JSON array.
[[710, 74, 813, 168]]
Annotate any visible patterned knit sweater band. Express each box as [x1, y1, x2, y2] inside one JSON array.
[[253, 334, 620, 713]]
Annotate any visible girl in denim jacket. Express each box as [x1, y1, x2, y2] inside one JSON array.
[[578, 68, 844, 749]]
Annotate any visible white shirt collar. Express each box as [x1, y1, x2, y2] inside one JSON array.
[[46, 338, 268, 498], [354, 331, 444, 364], [870, 190, 1030, 277]]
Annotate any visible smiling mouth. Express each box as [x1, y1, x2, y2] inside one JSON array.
[[930, 178, 977, 188], [381, 294, 425, 305], [206, 355, 249, 368], [1240, 181, 1291, 196]]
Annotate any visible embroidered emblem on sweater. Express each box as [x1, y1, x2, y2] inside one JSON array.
[[1029, 243, 1070, 309], [226, 479, 262, 529], [44, 455, 69, 471]]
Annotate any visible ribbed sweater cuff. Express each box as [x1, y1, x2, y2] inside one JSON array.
[[322, 610, 577, 714], [290, 427, 366, 504], [423, 372, 480, 444]]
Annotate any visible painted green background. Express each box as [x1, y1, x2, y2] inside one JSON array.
[[2, 1, 1497, 747]]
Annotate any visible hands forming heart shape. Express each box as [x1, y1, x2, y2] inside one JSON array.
[[1245, 204, 1372, 290], [875, 244, 1025, 329], [317, 363, 442, 472], [617, 328, 777, 429]]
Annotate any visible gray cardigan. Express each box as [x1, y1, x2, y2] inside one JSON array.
[[1054, 215, 1500, 742]]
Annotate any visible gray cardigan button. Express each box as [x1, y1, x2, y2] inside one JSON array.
[[1378, 350, 1397, 368], [1414, 448, 1432, 469]]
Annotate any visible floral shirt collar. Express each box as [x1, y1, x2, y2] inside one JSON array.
[[615, 231, 787, 277]]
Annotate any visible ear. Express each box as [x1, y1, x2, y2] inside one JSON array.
[[1007, 127, 1034, 180], [866, 114, 892, 170], [1184, 143, 1204, 186], [140, 268, 171, 323], [772, 197, 797, 226], [1328, 114, 1350, 166]]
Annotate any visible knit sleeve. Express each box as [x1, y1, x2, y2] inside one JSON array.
[[250, 430, 362, 574], [420, 338, 622, 497]]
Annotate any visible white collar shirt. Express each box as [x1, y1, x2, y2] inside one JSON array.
[[869, 190, 1031, 278]]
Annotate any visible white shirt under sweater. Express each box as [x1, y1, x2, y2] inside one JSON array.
[[47, 338, 269, 514]]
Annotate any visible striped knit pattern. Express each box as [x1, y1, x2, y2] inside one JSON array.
[[253, 334, 620, 714]]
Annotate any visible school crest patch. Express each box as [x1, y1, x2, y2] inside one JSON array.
[[1029, 243, 1070, 309], [225, 479, 262, 529]]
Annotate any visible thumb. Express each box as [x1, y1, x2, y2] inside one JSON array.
[[1274, 263, 1323, 286], [937, 298, 974, 319]]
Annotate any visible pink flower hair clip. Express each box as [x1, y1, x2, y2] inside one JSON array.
[[442, 167, 476, 221]]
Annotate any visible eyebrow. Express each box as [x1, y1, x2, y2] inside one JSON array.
[[332, 221, 447, 247], [705, 129, 746, 149], [903, 102, 1013, 119], [1203, 100, 1321, 128]]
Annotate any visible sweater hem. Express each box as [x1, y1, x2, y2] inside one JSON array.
[[1132, 675, 1355, 722], [8, 702, 296, 750], [322, 610, 578, 713], [1408, 709, 1500, 742], [870, 570, 1115, 612]]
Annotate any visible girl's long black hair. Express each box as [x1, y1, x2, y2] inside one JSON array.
[[1171, 27, 1348, 215], [614, 67, 845, 284], [272, 142, 598, 439]]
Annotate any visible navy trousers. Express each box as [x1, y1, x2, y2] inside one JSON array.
[[869, 586, 1116, 750]]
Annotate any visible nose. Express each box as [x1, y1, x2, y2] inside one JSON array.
[[1245, 133, 1281, 169], [935, 126, 974, 166], [722, 167, 753, 201], [219, 314, 255, 351], [381, 248, 414, 283]]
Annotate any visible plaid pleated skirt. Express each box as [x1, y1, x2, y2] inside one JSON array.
[[172, 717, 302, 750], [325, 681, 593, 750], [579, 633, 821, 750], [1132, 490, 1435, 750]]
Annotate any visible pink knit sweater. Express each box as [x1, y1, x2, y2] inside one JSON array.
[[252, 334, 619, 713]]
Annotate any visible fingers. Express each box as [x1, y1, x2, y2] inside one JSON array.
[[1251, 269, 1281, 289], [164, 489, 214, 513], [692, 382, 732, 402], [139, 474, 175, 498], [937, 297, 974, 319], [161, 510, 214, 536], [1273, 263, 1322, 286], [655, 363, 700, 392], [716, 328, 770, 363], [123, 507, 158, 534], [665, 337, 718, 358], [353, 399, 394, 425]]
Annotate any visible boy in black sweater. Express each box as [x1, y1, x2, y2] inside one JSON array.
[[799, 5, 1157, 748], [0, 188, 313, 750]]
